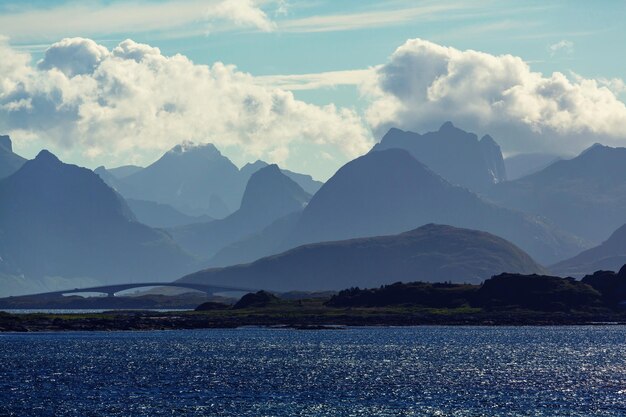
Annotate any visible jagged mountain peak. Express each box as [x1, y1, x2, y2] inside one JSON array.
[[167, 141, 221, 157], [240, 164, 310, 213], [374, 123, 506, 191], [0, 135, 12, 152]]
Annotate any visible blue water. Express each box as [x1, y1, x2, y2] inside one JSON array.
[[1, 327, 625, 416]]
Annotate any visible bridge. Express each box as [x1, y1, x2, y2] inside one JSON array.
[[24, 282, 257, 299]]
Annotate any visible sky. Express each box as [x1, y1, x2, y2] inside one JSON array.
[[0, 0, 625, 180]]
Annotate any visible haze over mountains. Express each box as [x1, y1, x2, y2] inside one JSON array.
[[504, 153, 563, 181], [372, 122, 507, 192], [486, 144, 626, 243], [180, 224, 546, 291], [285, 148, 583, 265], [5, 120, 626, 297], [170, 164, 311, 260], [0, 150, 195, 296], [96, 143, 322, 220], [552, 223, 626, 277]]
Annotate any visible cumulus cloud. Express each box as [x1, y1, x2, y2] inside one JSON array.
[[0, 37, 372, 175], [37, 38, 110, 77], [364, 38, 626, 155]]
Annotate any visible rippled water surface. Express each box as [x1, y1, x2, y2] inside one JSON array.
[[1, 326, 625, 416]]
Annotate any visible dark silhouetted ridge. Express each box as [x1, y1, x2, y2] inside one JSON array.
[[179, 224, 546, 292]]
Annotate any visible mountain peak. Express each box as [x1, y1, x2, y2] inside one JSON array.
[[372, 124, 506, 191], [240, 160, 270, 177], [579, 142, 609, 156], [168, 141, 220, 157], [439, 121, 455, 131], [0, 135, 12, 152], [240, 164, 310, 213], [34, 149, 61, 164]]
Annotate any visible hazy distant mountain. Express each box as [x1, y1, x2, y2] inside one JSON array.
[[0, 135, 26, 179], [240, 160, 323, 195], [285, 149, 584, 265], [107, 165, 142, 179], [551, 224, 626, 277], [126, 199, 213, 228], [0, 150, 195, 293], [209, 211, 302, 267], [179, 224, 547, 291], [94, 166, 126, 191], [118, 142, 243, 218], [487, 144, 626, 243], [170, 165, 310, 259], [504, 153, 562, 180], [372, 122, 506, 192]]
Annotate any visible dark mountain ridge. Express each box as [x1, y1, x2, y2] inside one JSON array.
[[179, 224, 547, 292], [285, 148, 584, 265]]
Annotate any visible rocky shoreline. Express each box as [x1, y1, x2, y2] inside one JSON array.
[[2, 308, 626, 332]]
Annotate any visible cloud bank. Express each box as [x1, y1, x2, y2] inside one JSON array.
[[364, 38, 626, 155], [0, 37, 372, 173]]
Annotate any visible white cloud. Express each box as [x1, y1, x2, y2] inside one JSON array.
[[0, 37, 373, 176], [548, 40, 574, 56], [0, 0, 279, 42], [598, 77, 626, 95], [38, 38, 110, 77], [207, 0, 276, 32], [279, 3, 466, 33], [364, 38, 626, 155]]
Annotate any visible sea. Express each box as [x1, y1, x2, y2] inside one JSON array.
[[1, 326, 625, 416]]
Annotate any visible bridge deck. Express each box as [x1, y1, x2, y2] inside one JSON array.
[[20, 282, 257, 298]]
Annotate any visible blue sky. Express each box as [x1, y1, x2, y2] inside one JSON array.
[[0, 0, 625, 179]]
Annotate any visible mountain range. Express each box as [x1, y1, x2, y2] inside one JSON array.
[[5, 121, 626, 297], [486, 144, 626, 243], [96, 143, 323, 219], [284, 148, 584, 265], [0, 150, 195, 296], [169, 164, 311, 260], [372, 122, 506, 192], [179, 224, 546, 291]]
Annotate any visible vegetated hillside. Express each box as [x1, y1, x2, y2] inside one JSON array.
[[327, 272, 606, 312], [179, 224, 546, 292]]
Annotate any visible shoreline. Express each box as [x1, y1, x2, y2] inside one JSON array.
[[2, 308, 626, 332]]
